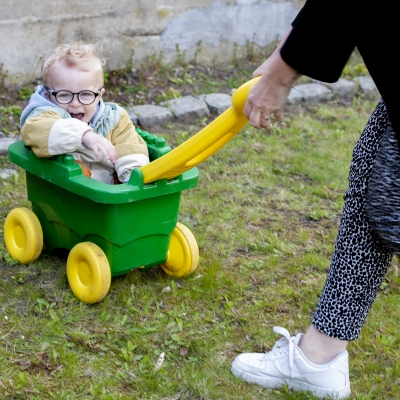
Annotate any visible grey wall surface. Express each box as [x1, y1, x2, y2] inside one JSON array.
[[0, 0, 304, 86]]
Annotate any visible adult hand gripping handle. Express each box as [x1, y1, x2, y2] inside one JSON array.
[[140, 76, 261, 183]]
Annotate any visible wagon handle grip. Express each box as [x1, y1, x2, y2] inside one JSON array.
[[140, 77, 260, 183]]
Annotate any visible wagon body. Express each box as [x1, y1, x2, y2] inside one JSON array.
[[7, 134, 199, 277]]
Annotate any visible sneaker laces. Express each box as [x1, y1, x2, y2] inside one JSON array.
[[267, 326, 298, 378]]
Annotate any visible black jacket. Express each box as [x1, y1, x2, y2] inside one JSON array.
[[280, 0, 399, 133]]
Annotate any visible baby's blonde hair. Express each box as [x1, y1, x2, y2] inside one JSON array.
[[42, 42, 106, 86]]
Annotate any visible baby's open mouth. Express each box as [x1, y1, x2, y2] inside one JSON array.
[[70, 113, 85, 121]]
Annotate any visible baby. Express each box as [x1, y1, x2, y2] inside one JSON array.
[[20, 42, 149, 184]]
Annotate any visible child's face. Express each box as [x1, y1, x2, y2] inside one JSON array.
[[45, 62, 105, 124]]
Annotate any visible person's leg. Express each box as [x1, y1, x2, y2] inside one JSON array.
[[232, 100, 393, 398], [311, 99, 393, 342], [298, 325, 348, 364]]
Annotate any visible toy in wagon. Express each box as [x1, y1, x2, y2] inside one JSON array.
[[4, 77, 260, 303]]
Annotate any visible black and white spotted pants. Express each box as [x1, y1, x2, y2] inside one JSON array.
[[312, 99, 398, 341]]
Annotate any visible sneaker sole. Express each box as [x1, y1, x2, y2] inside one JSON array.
[[231, 364, 350, 399]]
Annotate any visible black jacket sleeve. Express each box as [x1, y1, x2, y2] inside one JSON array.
[[280, 0, 357, 83], [279, 0, 400, 136]]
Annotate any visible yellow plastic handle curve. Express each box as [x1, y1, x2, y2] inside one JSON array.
[[140, 76, 261, 183]]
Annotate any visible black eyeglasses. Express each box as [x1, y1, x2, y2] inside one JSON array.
[[44, 86, 103, 105]]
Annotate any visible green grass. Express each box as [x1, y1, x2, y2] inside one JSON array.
[[1, 98, 399, 399]]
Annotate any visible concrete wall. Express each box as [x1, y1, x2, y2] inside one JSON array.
[[0, 0, 304, 86]]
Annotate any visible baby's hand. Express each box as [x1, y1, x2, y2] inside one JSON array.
[[82, 130, 117, 163]]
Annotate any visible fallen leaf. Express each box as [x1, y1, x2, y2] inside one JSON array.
[[88, 341, 101, 351], [179, 348, 188, 357], [231, 307, 239, 318], [154, 352, 165, 371]]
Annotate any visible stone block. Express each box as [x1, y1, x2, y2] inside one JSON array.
[[197, 93, 232, 115], [0, 137, 18, 156], [287, 83, 332, 105], [326, 79, 357, 99], [353, 76, 380, 100], [0, 168, 17, 179], [130, 105, 173, 129], [161, 96, 209, 122]]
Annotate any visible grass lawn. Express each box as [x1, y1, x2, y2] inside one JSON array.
[[1, 92, 400, 399]]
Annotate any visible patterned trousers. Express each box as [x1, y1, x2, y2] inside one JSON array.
[[312, 99, 393, 341]]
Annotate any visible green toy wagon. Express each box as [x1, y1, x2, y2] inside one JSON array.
[[5, 130, 200, 303], [4, 78, 258, 303]]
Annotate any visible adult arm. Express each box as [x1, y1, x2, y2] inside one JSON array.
[[246, 0, 357, 129], [245, 28, 301, 129], [280, 0, 356, 83]]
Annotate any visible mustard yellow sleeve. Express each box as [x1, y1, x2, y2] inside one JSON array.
[[21, 110, 90, 157], [108, 110, 149, 159], [21, 110, 60, 157]]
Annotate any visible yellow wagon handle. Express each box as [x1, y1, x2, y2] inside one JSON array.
[[140, 76, 261, 183]]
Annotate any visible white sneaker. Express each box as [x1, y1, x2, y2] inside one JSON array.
[[231, 326, 350, 399]]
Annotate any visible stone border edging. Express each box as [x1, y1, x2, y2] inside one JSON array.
[[124, 75, 378, 130]]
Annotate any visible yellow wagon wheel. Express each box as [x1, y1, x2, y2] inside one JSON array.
[[4, 207, 43, 264], [161, 222, 199, 278], [67, 242, 111, 304]]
